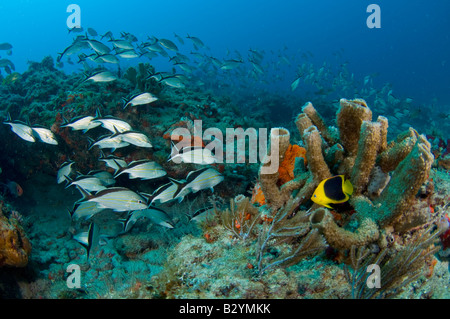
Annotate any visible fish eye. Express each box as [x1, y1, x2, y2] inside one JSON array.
[[314, 195, 316, 198]]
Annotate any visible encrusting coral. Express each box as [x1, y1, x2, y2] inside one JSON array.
[[0, 210, 31, 268], [258, 98, 437, 250]]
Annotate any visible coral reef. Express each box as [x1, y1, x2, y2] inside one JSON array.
[[0, 206, 31, 268], [344, 223, 444, 299], [261, 98, 437, 251], [1, 53, 448, 299]]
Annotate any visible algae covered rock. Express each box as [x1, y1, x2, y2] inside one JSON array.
[[0, 211, 31, 268]]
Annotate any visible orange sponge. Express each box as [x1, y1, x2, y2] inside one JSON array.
[[250, 182, 266, 206], [277, 144, 307, 186]]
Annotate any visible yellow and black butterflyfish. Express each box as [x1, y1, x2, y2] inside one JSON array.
[[311, 175, 353, 209]]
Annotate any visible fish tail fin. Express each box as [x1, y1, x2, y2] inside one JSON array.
[[64, 175, 74, 189], [75, 186, 93, 203], [95, 108, 102, 119], [167, 177, 185, 187], [121, 97, 129, 109], [87, 137, 95, 150], [140, 192, 154, 204], [98, 150, 106, 160], [67, 207, 75, 219], [167, 141, 180, 162], [60, 115, 69, 127], [112, 159, 126, 177], [343, 177, 353, 196], [4, 112, 11, 123], [85, 222, 97, 260]]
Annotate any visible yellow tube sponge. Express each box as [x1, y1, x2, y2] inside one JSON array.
[[259, 127, 291, 209], [302, 102, 337, 145], [350, 121, 382, 195], [377, 127, 418, 173], [302, 126, 331, 183], [336, 98, 372, 156], [352, 135, 434, 227], [295, 112, 313, 137], [310, 208, 379, 250]]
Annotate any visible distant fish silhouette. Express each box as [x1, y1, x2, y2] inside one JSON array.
[[0, 181, 23, 197]]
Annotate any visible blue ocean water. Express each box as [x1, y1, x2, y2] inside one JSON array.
[[1, 0, 449, 104]]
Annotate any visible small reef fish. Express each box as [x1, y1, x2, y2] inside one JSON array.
[[119, 131, 153, 148], [88, 170, 116, 187], [311, 175, 354, 209], [114, 159, 166, 181], [184, 167, 224, 193], [3, 114, 35, 143], [73, 222, 100, 260], [77, 187, 148, 212], [68, 26, 84, 33], [0, 181, 24, 197], [98, 152, 127, 173], [220, 59, 243, 70], [122, 92, 158, 109], [60, 115, 102, 133], [68, 200, 105, 221], [174, 62, 195, 73], [101, 31, 114, 41], [173, 168, 224, 201], [57, 161, 75, 184], [0, 59, 15, 70], [147, 181, 182, 206], [115, 49, 139, 59], [82, 71, 117, 83], [87, 28, 98, 37], [143, 41, 166, 54], [31, 126, 58, 145], [291, 76, 301, 92], [57, 42, 89, 62], [93, 112, 132, 133], [94, 53, 120, 64], [88, 133, 130, 152], [186, 34, 205, 48], [108, 38, 134, 50], [87, 39, 112, 55], [0, 59, 15, 74], [160, 75, 186, 88], [122, 207, 174, 233], [189, 206, 215, 223], [169, 144, 216, 164], [65, 175, 107, 193], [173, 32, 184, 45], [0, 43, 13, 51], [158, 38, 179, 52]]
